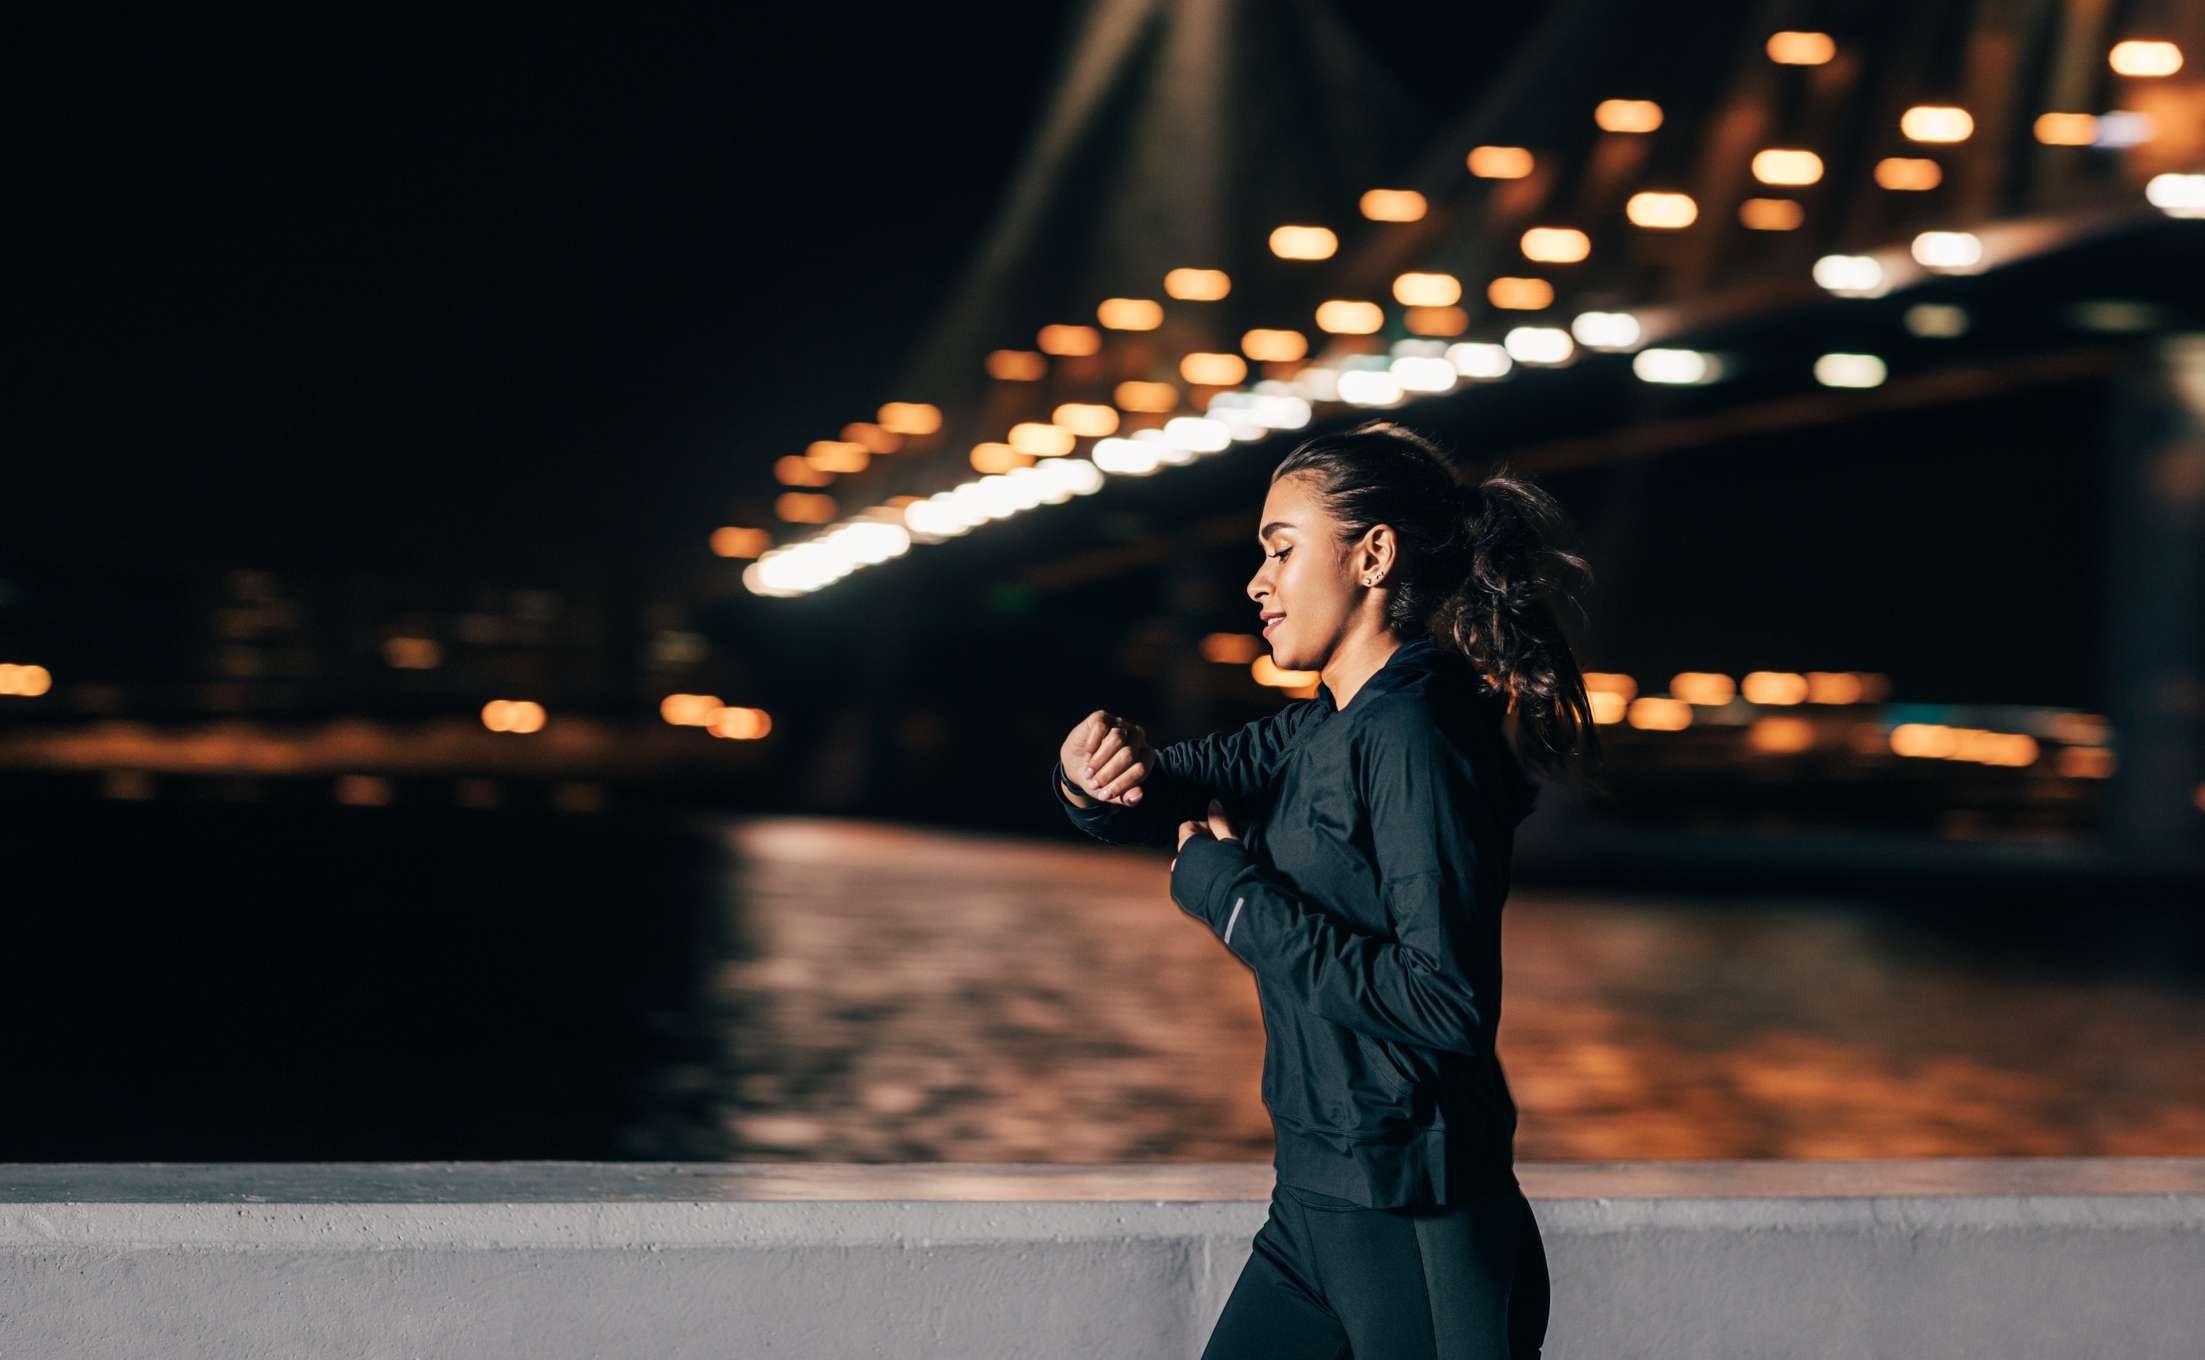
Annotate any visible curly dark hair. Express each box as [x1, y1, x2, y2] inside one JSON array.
[[1270, 418, 1606, 792]]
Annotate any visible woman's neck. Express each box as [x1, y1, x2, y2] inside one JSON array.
[[1322, 630, 1403, 713]]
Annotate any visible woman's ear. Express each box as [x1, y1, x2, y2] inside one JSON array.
[[1355, 529, 1394, 587]]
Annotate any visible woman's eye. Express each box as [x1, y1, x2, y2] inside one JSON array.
[[1268, 547, 1291, 561]]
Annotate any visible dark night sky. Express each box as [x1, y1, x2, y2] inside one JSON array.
[[5, 4, 1086, 574], [5, 2, 1545, 577]]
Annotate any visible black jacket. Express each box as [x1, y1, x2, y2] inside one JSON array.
[[1051, 635, 1539, 1207]]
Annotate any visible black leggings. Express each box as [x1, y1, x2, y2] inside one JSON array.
[[1202, 1181, 1549, 1359]]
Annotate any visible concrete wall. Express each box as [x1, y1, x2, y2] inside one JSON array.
[[4, 1159, 2201, 1358]]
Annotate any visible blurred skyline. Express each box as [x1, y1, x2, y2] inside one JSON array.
[[2, 0, 2200, 846], [7, 4, 2200, 851]]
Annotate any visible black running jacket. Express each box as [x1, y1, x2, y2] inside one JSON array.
[[1050, 635, 1539, 1208]]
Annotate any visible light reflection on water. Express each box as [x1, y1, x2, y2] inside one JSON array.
[[694, 818, 2205, 1165], [7, 800, 2198, 1164]]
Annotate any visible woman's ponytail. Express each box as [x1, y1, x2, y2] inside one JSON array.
[[1428, 465, 1604, 788], [1271, 420, 1606, 792]]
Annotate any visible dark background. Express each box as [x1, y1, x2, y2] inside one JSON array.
[[4, 2, 1553, 575], [2, 1, 2199, 1165]]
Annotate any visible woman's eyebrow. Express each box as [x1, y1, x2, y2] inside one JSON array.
[[1258, 519, 1297, 544]]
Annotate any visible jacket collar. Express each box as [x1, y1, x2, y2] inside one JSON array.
[[1317, 635, 1444, 712], [1318, 634, 1542, 824]]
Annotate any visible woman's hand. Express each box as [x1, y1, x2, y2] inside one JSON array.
[[1061, 710, 1156, 806], [1172, 798, 1239, 869]]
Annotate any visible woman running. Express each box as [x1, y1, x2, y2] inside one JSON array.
[[1051, 419, 1603, 1357]]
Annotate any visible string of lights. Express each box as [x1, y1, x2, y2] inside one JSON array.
[[723, 23, 2197, 599]]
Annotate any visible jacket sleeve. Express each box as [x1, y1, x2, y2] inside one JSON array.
[[1155, 699, 1322, 806], [1050, 754, 1189, 850], [1051, 699, 1320, 850], [1166, 696, 1489, 1056]]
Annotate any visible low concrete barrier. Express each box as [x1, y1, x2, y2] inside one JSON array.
[[4, 1159, 2200, 1358]]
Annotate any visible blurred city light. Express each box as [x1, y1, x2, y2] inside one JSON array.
[[1390, 355, 1457, 393], [1875, 157, 1943, 190], [2034, 112, 2096, 145], [1626, 191, 1697, 228], [1594, 99, 1663, 132], [1405, 306, 1469, 335], [1314, 300, 1385, 334], [1180, 352, 1249, 384], [660, 693, 724, 726], [1051, 403, 1119, 437], [1813, 254, 1886, 296], [1337, 370, 1406, 406], [1393, 272, 1463, 306], [2146, 173, 2205, 218], [1502, 326, 1574, 365], [1900, 105, 1973, 142], [1571, 311, 1641, 350], [876, 402, 941, 434], [804, 439, 868, 473], [1765, 31, 1835, 65], [1465, 145, 1533, 178], [1035, 325, 1101, 356], [1114, 380, 1178, 412], [1269, 225, 1338, 260], [0, 663, 54, 697], [1751, 149, 1823, 185], [1741, 672, 1810, 705], [1008, 421, 1075, 455], [1252, 655, 1320, 690], [1814, 353, 1889, 388], [1162, 267, 1229, 300], [1628, 697, 1693, 730], [1446, 342, 1512, 379], [1670, 672, 1737, 705], [1359, 189, 1427, 221], [2108, 40, 2183, 77], [707, 707, 772, 740], [1912, 231, 1984, 271], [481, 700, 546, 734], [1095, 297, 1163, 330], [1487, 276, 1555, 309], [1162, 416, 1232, 452], [1240, 328, 1308, 362], [713, 524, 773, 557], [1739, 198, 1804, 230], [1521, 227, 1591, 263], [1201, 632, 1263, 665], [1632, 348, 1720, 385]]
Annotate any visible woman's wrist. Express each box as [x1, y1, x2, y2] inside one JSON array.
[[1058, 767, 1099, 808]]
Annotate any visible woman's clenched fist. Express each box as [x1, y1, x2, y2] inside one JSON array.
[[1060, 709, 1155, 806]]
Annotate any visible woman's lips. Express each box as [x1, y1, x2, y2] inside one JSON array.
[[1263, 616, 1283, 635]]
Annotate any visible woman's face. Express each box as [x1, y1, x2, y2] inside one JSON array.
[[1246, 473, 1361, 672]]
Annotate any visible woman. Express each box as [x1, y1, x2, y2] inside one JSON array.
[[1051, 419, 1603, 1358]]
